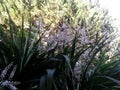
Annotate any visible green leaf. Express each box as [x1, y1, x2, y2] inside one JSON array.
[[70, 33, 77, 60], [46, 69, 55, 90], [102, 76, 120, 85], [63, 55, 73, 74], [40, 75, 46, 90]]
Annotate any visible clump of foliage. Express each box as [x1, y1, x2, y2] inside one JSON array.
[[0, 0, 114, 30], [0, 0, 120, 90], [0, 0, 115, 54]]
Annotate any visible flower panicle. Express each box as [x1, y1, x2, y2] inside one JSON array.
[[0, 62, 14, 79]]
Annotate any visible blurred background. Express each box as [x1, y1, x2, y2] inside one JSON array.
[[99, 0, 120, 27]]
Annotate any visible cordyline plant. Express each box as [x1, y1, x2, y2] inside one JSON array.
[[0, 0, 115, 57], [0, 0, 120, 90]]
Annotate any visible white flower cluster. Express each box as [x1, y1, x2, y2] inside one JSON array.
[[35, 17, 111, 81], [0, 62, 20, 90]]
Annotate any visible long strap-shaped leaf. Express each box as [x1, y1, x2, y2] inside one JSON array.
[[46, 69, 55, 90]]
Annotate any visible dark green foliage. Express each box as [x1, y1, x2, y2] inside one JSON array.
[[80, 51, 120, 90], [0, 0, 120, 90]]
